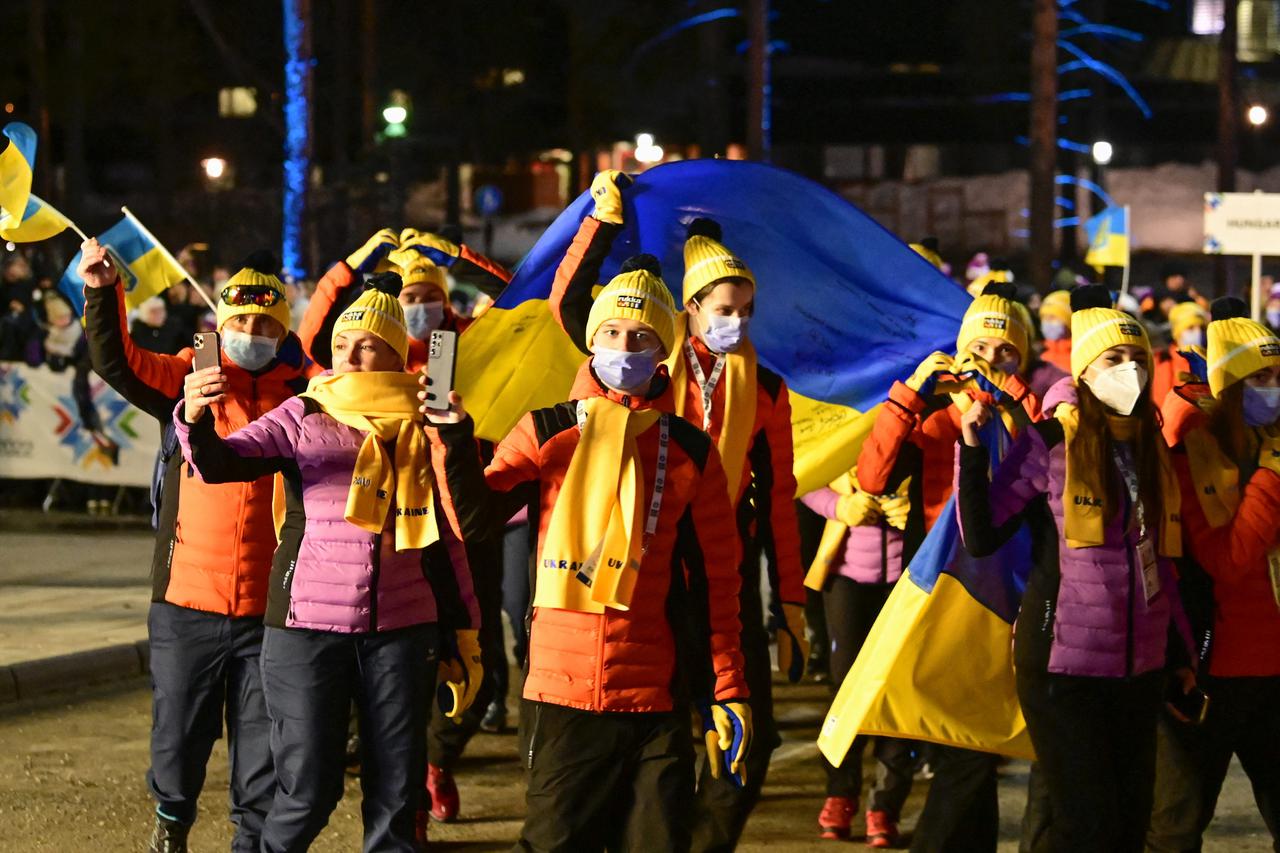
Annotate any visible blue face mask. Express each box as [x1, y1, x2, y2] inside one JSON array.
[[404, 301, 445, 341], [1243, 385, 1280, 427], [592, 348, 658, 392], [1267, 309, 1280, 330], [221, 329, 278, 371], [1040, 319, 1068, 341], [697, 310, 750, 354]]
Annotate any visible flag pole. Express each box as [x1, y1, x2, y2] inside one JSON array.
[[120, 206, 217, 311], [1120, 205, 1131, 297]]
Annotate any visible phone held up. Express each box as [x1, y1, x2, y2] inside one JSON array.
[[423, 329, 458, 412], [192, 332, 222, 372]]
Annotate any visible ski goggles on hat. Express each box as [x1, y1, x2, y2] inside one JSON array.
[[220, 284, 284, 308]]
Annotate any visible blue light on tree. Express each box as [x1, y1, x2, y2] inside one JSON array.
[[282, 0, 311, 280]]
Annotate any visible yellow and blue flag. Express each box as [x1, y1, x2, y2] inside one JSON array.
[[1084, 205, 1130, 270], [58, 215, 186, 315], [456, 159, 973, 494], [817, 416, 1035, 763], [0, 122, 37, 227], [0, 193, 71, 243]]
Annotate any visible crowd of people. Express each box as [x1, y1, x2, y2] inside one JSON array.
[[5, 166, 1275, 853]]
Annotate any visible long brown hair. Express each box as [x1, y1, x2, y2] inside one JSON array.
[[1074, 380, 1165, 531], [1206, 382, 1258, 469]]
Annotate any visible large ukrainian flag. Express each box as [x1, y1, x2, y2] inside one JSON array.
[[58, 214, 186, 316], [0, 122, 37, 226], [0, 194, 71, 243], [817, 416, 1035, 763], [457, 159, 972, 494]]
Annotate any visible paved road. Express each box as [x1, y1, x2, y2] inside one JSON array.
[[0, 680, 1270, 851], [0, 529, 151, 666]]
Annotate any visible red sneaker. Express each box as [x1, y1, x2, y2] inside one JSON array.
[[865, 809, 900, 848], [426, 764, 459, 822], [818, 796, 857, 840]]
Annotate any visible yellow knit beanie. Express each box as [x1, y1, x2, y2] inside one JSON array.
[[387, 247, 451, 294], [585, 255, 677, 354], [1069, 285, 1152, 379], [332, 272, 409, 364], [1168, 300, 1209, 341], [217, 251, 292, 332], [1040, 290, 1072, 325], [1206, 297, 1280, 397], [681, 218, 755, 305], [956, 283, 1031, 370]]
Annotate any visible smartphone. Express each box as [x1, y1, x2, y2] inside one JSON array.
[[424, 329, 458, 412], [192, 332, 221, 371], [1166, 682, 1210, 725]]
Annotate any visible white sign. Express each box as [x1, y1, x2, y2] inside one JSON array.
[[0, 363, 159, 487], [1203, 192, 1280, 255]]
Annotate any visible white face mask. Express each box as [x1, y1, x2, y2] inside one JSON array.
[[1084, 361, 1148, 416], [1177, 327, 1206, 348], [1243, 385, 1280, 427], [698, 311, 750, 354], [404, 301, 445, 340]]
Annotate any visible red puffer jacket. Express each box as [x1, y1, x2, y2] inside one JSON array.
[[431, 361, 749, 713]]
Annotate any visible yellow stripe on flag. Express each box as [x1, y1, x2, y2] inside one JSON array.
[[0, 195, 70, 243], [818, 572, 1034, 763], [122, 246, 187, 310]]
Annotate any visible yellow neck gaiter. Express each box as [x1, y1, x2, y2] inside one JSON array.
[[537, 396, 662, 613], [665, 313, 757, 500], [302, 371, 438, 552], [1057, 404, 1181, 555]]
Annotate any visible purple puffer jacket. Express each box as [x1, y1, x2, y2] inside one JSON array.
[[957, 419, 1179, 678], [801, 488, 904, 585], [175, 395, 479, 634]]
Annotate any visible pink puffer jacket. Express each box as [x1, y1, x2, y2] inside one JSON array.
[[175, 395, 479, 634]]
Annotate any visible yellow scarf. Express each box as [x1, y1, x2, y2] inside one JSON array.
[[301, 371, 438, 552], [537, 396, 661, 613], [1057, 405, 1181, 556], [1184, 417, 1280, 527], [664, 313, 757, 501]]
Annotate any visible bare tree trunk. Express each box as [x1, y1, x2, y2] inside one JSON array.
[[1028, 0, 1058, 291], [697, 0, 730, 157], [1217, 0, 1240, 296], [746, 0, 770, 161]]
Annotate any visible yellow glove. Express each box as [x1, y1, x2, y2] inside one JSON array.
[[346, 228, 400, 275], [437, 629, 483, 720], [836, 490, 882, 527], [904, 351, 956, 397], [952, 351, 1009, 399], [396, 229, 461, 267], [774, 601, 810, 683], [878, 488, 911, 531], [702, 701, 753, 785], [590, 169, 632, 225], [1260, 436, 1280, 478]]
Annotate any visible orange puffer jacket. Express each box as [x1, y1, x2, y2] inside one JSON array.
[[84, 280, 318, 617], [431, 361, 749, 713], [1162, 386, 1280, 678], [857, 376, 1039, 554]]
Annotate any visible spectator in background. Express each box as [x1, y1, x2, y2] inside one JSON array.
[[1266, 283, 1280, 335], [2, 254, 34, 306], [1146, 263, 1208, 323], [38, 292, 84, 371], [285, 279, 311, 331], [0, 293, 37, 362], [130, 297, 187, 356], [164, 281, 202, 343]]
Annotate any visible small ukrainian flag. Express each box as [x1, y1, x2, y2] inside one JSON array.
[[0, 122, 37, 227], [0, 194, 71, 243], [58, 213, 186, 315], [1084, 205, 1130, 271]]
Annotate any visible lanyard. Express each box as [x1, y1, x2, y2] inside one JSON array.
[[1112, 442, 1145, 538], [683, 337, 725, 431], [576, 401, 669, 553]]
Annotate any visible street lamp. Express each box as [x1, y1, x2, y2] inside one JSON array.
[[201, 157, 227, 181], [1248, 104, 1269, 127], [1091, 140, 1114, 166], [634, 133, 664, 165], [382, 105, 408, 125]]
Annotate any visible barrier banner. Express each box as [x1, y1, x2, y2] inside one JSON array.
[[0, 362, 158, 487]]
